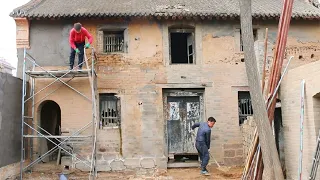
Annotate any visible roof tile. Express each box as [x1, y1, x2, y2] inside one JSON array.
[[10, 0, 320, 19]]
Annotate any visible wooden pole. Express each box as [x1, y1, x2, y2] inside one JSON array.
[[261, 28, 268, 94], [239, 0, 282, 179]]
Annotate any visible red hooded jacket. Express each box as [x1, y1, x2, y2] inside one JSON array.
[[69, 27, 93, 49]]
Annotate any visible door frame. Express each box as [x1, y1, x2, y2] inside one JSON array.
[[163, 89, 205, 160]]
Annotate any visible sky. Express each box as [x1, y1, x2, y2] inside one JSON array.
[[0, 0, 30, 76]]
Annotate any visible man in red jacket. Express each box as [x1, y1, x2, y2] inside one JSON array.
[[69, 23, 93, 70]]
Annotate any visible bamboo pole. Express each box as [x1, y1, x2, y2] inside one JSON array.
[[261, 28, 268, 94]]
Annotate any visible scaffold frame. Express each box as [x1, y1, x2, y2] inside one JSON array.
[[20, 47, 98, 180]]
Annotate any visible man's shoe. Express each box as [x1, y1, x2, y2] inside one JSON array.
[[201, 170, 210, 176]]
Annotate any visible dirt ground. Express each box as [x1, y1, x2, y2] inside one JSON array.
[[10, 165, 243, 180]]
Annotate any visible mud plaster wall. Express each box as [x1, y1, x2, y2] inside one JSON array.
[[281, 61, 320, 180], [252, 21, 320, 75], [18, 19, 320, 168], [0, 73, 22, 167]]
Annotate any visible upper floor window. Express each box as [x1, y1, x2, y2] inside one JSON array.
[[169, 28, 195, 64], [103, 31, 124, 53], [240, 29, 258, 51]]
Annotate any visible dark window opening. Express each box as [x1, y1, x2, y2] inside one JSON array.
[[240, 29, 258, 51], [238, 91, 253, 125], [170, 29, 195, 64], [103, 31, 124, 53], [99, 94, 121, 128]]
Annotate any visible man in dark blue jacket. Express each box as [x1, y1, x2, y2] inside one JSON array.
[[192, 117, 216, 176]]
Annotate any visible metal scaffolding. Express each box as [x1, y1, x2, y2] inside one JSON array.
[[20, 47, 98, 179]]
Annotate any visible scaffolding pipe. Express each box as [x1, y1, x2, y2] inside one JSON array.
[[309, 129, 320, 180], [92, 48, 98, 178], [28, 59, 91, 101], [24, 135, 91, 138], [91, 47, 95, 179], [34, 77, 75, 106], [20, 48, 27, 180], [23, 57, 90, 103], [24, 123, 92, 168], [85, 47, 97, 179], [32, 122, 89, 161], [30, 63, 35, 165], [298, 79, 306, 180], [267, 55, 293, 110], [24, 121, 92, 170]]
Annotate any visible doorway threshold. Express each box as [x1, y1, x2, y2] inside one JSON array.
[[167, 159, 199, 168]]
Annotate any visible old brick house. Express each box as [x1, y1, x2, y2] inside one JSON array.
[[10, 0, 320, 174]]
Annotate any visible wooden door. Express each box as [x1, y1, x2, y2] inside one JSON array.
[[167, 96, 200, 154]]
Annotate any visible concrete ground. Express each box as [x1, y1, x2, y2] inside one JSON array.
[[8, 163, 243, 180]]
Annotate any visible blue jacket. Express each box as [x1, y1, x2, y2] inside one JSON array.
[[192, 122, 211, 148]]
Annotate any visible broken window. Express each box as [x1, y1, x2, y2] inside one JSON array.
[[103, 31, 124, 53], [238, 91, 253, 125], [99, 94, 121, 128], [169, 28, 195, 64], [240, 29, 258, 51]]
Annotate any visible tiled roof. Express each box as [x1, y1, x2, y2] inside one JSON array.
[[0, 58, 15, 70], [10, 0, 320, 19]]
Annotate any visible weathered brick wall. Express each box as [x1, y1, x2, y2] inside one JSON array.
[[22, 19, 320, 171], [223, 143, 244, 166], [81, 19, 250, 167], [281, 61, 320, 180], [97, 128, 121, 159]]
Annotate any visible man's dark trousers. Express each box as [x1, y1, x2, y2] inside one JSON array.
[[196, 141, 210, 171], [69, 42, 85, 69]]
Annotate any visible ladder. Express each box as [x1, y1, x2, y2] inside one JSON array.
[[309, 129, 320, 180]]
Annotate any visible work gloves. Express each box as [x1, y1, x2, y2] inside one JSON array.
[[74, 43, 90, 53]]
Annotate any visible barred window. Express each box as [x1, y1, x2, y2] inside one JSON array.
[[103, 31, 124, 53], [99, 94, 121, 128], [238, 91, 253, 125]]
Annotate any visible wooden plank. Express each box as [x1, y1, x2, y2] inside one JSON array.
[[26, 69, 92, 78]]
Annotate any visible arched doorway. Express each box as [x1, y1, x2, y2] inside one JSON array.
[[39, 100, 61, 162]]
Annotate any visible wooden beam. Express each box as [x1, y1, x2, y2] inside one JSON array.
[[239, 0, 284, 179]]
